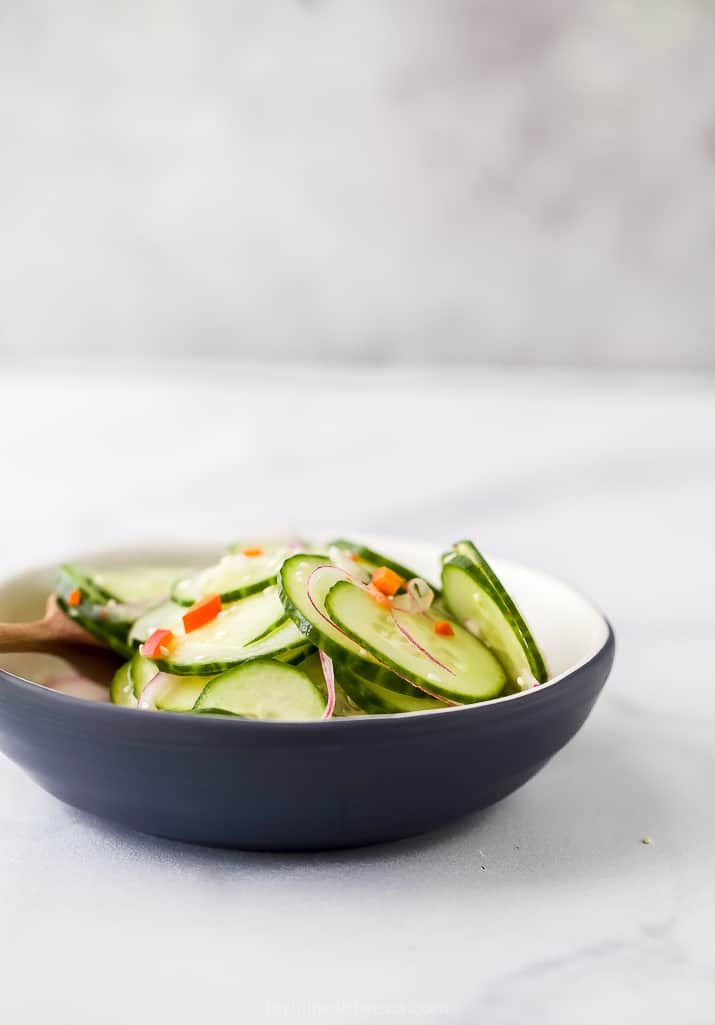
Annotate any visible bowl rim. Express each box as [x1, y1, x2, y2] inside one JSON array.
[[0, 540, 616, 728]]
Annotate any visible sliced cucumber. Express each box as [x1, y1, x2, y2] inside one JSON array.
[[130, 659, 212, 711], [172, 549, 292, 607], [128, 599, 188, 646], [327, 539, 437, 590], [55, 565, 133, 658], [129, 585, 287, 652], [88, 565, 187, 604], [155, 607, 310, 676], [441, 545, 547, 686], [278, 555, 398, 687], [110, 661, 136, 707], [130, 653, 161, 699], [156, 676, 209, 712], [57, 564, 115, 604], [193, 660, 326, 721], [137, 674, 209, 711], [338, 664, 445, 714], [325, 580, 507, 704]]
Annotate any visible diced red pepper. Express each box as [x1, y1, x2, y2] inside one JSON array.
[[349, 552, 360, 562], [140, 628, 175, 659], [182, 593, 222, 634], [434, 620, 455, 637], [371, 566, 404, 597], [67, 588, 82, 607], [241, 546, 264, 557]]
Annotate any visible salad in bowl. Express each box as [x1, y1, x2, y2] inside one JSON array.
[[54, 537, 548, 722]]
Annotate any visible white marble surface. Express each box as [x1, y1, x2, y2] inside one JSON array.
[[0, 363, 714, 1023], [2, 2, 715, 369]]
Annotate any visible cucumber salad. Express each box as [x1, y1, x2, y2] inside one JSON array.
[[55, 538, 548, 721]]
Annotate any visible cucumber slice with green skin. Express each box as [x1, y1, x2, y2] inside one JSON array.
[[172, 549, 292, 607], [326, 581, 507, 704], [193, 660, 326, 721], [157, 676, 210, 712], [110, 661, 136, 707], [57, 564, 115, 604], [338, 664, 446, 715], [149, 674, 210, 712], [131, 662, 214, 711], [129, 586, 287, 654], [128, 599, 188, 647], [330, 645, 439, 700], [244, 611, 290, 646], [278, 555, 399, 687], [154, 612, 310, 676], [327, 539, 438, 592], [55, 566, 133, 658], [130, 653, 161, 699], [88, 566, 187, 605], [441, 547, 547, 685]]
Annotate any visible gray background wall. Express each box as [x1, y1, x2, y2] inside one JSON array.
[[1, 1, 714, 369]]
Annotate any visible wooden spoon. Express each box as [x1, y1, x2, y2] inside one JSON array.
[[0, 595, 122, 688]]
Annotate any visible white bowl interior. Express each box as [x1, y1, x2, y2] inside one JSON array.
[[0, 538, 609, 698]]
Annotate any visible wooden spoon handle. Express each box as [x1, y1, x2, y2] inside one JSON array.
[[0, 597, 105, 656], [0, 619, 56, 654]]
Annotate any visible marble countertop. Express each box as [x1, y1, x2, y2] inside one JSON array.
[[0, 362, 713, 1024]]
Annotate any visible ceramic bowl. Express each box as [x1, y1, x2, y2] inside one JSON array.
[[0, 538, 614, 850]]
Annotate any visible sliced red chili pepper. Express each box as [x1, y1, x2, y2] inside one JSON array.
[[139, 628, 175, 659], [434, 620, 455, 637], [182, 593, 222, 634]]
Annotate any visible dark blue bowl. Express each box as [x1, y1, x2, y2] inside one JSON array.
[[0, 543, 615, 850]]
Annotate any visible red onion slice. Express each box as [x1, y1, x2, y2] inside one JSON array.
[[391, 578, 434, 614], [306, 564, 354, 637], [137, 672, 173, 710], [319, 651, 336, 720], [327, 545, 372, 585], [390, 610, 456, 676]]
